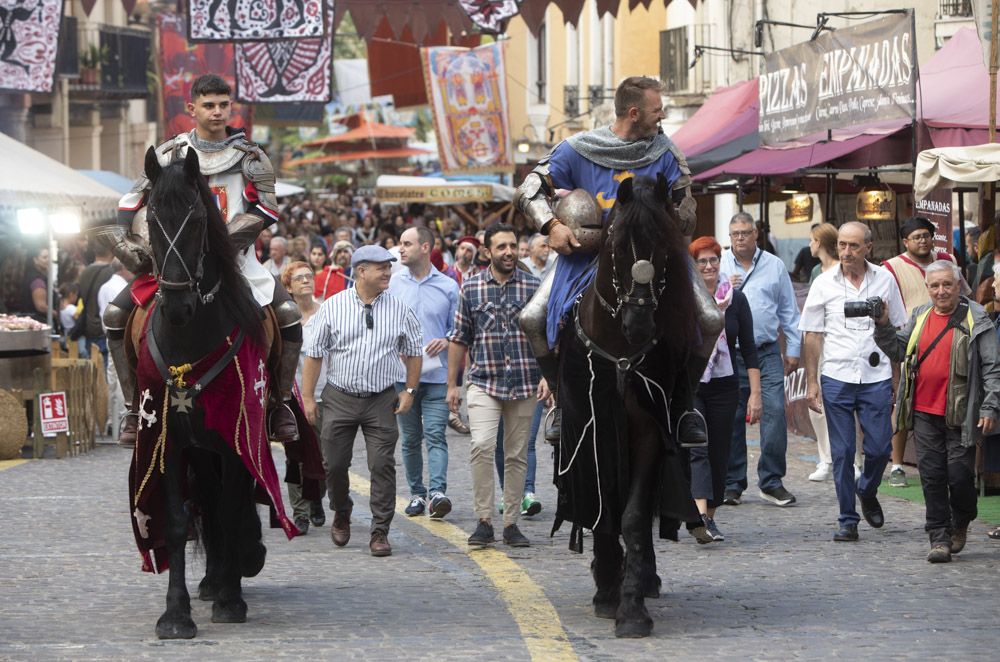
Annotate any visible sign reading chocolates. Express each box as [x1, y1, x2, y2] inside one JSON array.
[[758, 12, 916, 145]]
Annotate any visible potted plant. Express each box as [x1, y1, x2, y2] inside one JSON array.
[[78, 44, 109, 85]]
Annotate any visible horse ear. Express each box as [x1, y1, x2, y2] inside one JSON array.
[[183, 147, 201, 180], [655, 173, 670, 203], [144, 146, 161, 183], [617, 176, 634, 204]]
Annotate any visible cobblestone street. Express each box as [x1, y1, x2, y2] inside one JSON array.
[[2, 425, 998, 660]]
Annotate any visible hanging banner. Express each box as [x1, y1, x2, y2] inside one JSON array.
[[235, 0, 332, 103], [459, 0, 520, 33], [0, 0, 62, 93], [158, 13, 252, 141], [188, 0, 325, 42], [421, 42, 514, 174], [913, 187, 954, 253], [758, 12, 917, 145], [376, 184, 494, 203]]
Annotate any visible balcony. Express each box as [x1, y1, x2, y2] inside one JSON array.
[[939, 0, 973, 17], [70, 24, 151, 99]]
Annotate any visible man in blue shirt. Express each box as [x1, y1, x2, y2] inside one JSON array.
[[719, 212, 802, 507], [389, 226, 460, 519]]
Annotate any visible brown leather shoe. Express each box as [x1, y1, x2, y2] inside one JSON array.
[[331, 508, 351, 547], [118, 412, 138, 447], [369, 530, 392, 557], [951, 526, 968, 554], [268, 402, 300, 442]]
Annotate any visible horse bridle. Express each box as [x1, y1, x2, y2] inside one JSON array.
[[148, 199, 220, 305], [594, 222, 668, 319]]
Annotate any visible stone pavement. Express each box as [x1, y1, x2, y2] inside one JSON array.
[[1, 423, 998, 661]]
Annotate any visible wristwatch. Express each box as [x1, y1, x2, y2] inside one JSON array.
[[404, 387, 416, 395]]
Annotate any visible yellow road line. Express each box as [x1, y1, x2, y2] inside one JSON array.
[[0, 459, 28, 472], [349, 471, 577, 662]]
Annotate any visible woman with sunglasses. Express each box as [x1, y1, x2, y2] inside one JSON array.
[[686, 236, 761, 543]]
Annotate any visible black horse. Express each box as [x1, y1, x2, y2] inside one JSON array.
[[129, 146, 280, 639], [554, 174, 699, 638]]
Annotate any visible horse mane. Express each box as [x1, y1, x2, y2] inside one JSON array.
[[154, 161, 265, 346], [609, 175, 698, 349]]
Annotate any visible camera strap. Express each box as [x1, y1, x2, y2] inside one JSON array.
[[737, 250, 763, 292], [914, 301, 968, 372]]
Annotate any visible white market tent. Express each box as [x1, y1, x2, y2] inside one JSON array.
[[0, 132, 120, 222], [276, 180, 306, 198], [915, 143, 1000, 200]]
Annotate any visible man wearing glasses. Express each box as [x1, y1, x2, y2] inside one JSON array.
[[883, 217, 959, 488], [301, 245, 423, 557], [719, 212, 802, 507], [800, 222, 907, 541]]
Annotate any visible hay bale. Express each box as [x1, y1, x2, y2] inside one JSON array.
[[0, 389, 28, 460]]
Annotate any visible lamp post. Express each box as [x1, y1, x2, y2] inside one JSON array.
[[17, 207, 82, 334]]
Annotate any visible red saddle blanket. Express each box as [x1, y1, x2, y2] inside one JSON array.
[[129, 319, 297, 573]]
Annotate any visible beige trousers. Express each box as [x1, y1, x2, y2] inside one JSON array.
[[467, 384, 536, 526]]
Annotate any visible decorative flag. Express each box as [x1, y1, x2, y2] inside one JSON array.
[[459, 0, 520, 33], [235, 1, 333, 103], [421, 42, 514, 174], [0, 0, 62, 93], [158, 13, 252, 140], [188, 0, 326, 42]]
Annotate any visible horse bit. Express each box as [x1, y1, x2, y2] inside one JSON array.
[[594, 223, 667, 319], [148, 201, 220, 305]]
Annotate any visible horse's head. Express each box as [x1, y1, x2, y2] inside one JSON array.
[[144, 146, 216, 327], [602, 174, 679, 347]]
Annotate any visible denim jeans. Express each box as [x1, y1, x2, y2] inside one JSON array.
[[396, 382, 449, 497], [821, 376, 893, 526], [495, 401, 542, 494], [726, 344, 788, 493]]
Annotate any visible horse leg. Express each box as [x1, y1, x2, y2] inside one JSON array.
[[155, 446, 197, 639], [591, 531, 623, 619], [190, 451, 223, 602], [615, 427, 660, 638], [640, 526, 661, 599], [211, 452, 256, 623]]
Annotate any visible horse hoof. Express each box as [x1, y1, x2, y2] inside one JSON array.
[[197, 579, 219, 602], [593, 599, 619, 620], [211, 598, 248, 623], [155, 614, 197, 640], [615, 617, 653, 638], [240, 543, 266, 578]]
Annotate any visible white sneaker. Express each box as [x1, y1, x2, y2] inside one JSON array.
[[808, 462, 832, 482]]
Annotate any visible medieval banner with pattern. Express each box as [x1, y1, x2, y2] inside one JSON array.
[[0, 0, 62, 93], [188, 0, 325, 42], [234, 0, 332, 103], [421, 42, 514, 174], [459, 0, 520, 33], [158, 13, 252, 141]]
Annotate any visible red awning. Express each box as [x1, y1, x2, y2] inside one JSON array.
[[672, 78, 759, 157], [285, 147, 433, 168]]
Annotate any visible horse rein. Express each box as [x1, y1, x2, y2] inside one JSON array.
[[148, 201, 220, 305], [595, 223, 667, 319]]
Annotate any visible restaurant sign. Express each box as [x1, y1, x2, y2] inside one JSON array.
[[375, 184, 494, 204], [758, 12, 916, 145]]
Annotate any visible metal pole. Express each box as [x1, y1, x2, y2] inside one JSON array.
[[991, 0, 999, 142], [958, 193, 967, 271], [46, 225, 56, 334]]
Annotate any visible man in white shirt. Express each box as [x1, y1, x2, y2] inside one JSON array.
[[800, 222, 907, 542], [525, 233, 555, 281], [262, 236, 289, 277], [97, 260, 132, 441]]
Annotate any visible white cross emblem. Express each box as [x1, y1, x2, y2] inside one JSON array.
[[133, 508, 151, 539], [137, 388, 158, 430], [170, 389, 193, 413], [254, 359, 267, 409]]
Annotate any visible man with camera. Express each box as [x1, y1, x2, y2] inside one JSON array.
[[800, 222, 907, 541], [874, 260, 1000, 563]]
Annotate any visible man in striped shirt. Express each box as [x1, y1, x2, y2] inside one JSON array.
[[302, 245, 423, 558], [447, 224, 550, 548]]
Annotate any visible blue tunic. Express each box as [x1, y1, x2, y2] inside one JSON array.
[[544, 141, 682, 347]]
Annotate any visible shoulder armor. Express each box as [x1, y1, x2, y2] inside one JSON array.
[[240, 144, 278, 212]]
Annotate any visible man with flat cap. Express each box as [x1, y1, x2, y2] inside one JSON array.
[[301, 244, 423, 557], [883, 216, 959, 488]]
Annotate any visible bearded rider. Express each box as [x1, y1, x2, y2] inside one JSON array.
[[91, 74, 302, 446], [515, 76, 723, 447]]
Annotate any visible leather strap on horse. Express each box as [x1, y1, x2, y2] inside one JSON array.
[[573, 301, 658, 395], [146, 307, 246, 395]]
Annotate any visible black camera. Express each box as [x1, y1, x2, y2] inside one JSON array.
[[844, 297, 884, 319]]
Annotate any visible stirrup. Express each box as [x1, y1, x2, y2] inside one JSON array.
[[676, 409, 708, 449]]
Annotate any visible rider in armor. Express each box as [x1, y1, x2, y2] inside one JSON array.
[[514, 76, 723, 447], [91, 74, 302, 446]]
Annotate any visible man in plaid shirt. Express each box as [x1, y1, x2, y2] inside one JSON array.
[[447, 224, 551, 548]]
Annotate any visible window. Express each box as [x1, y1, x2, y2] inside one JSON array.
[[534, 23, 547, 103], [660, 27, 689, 94]]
